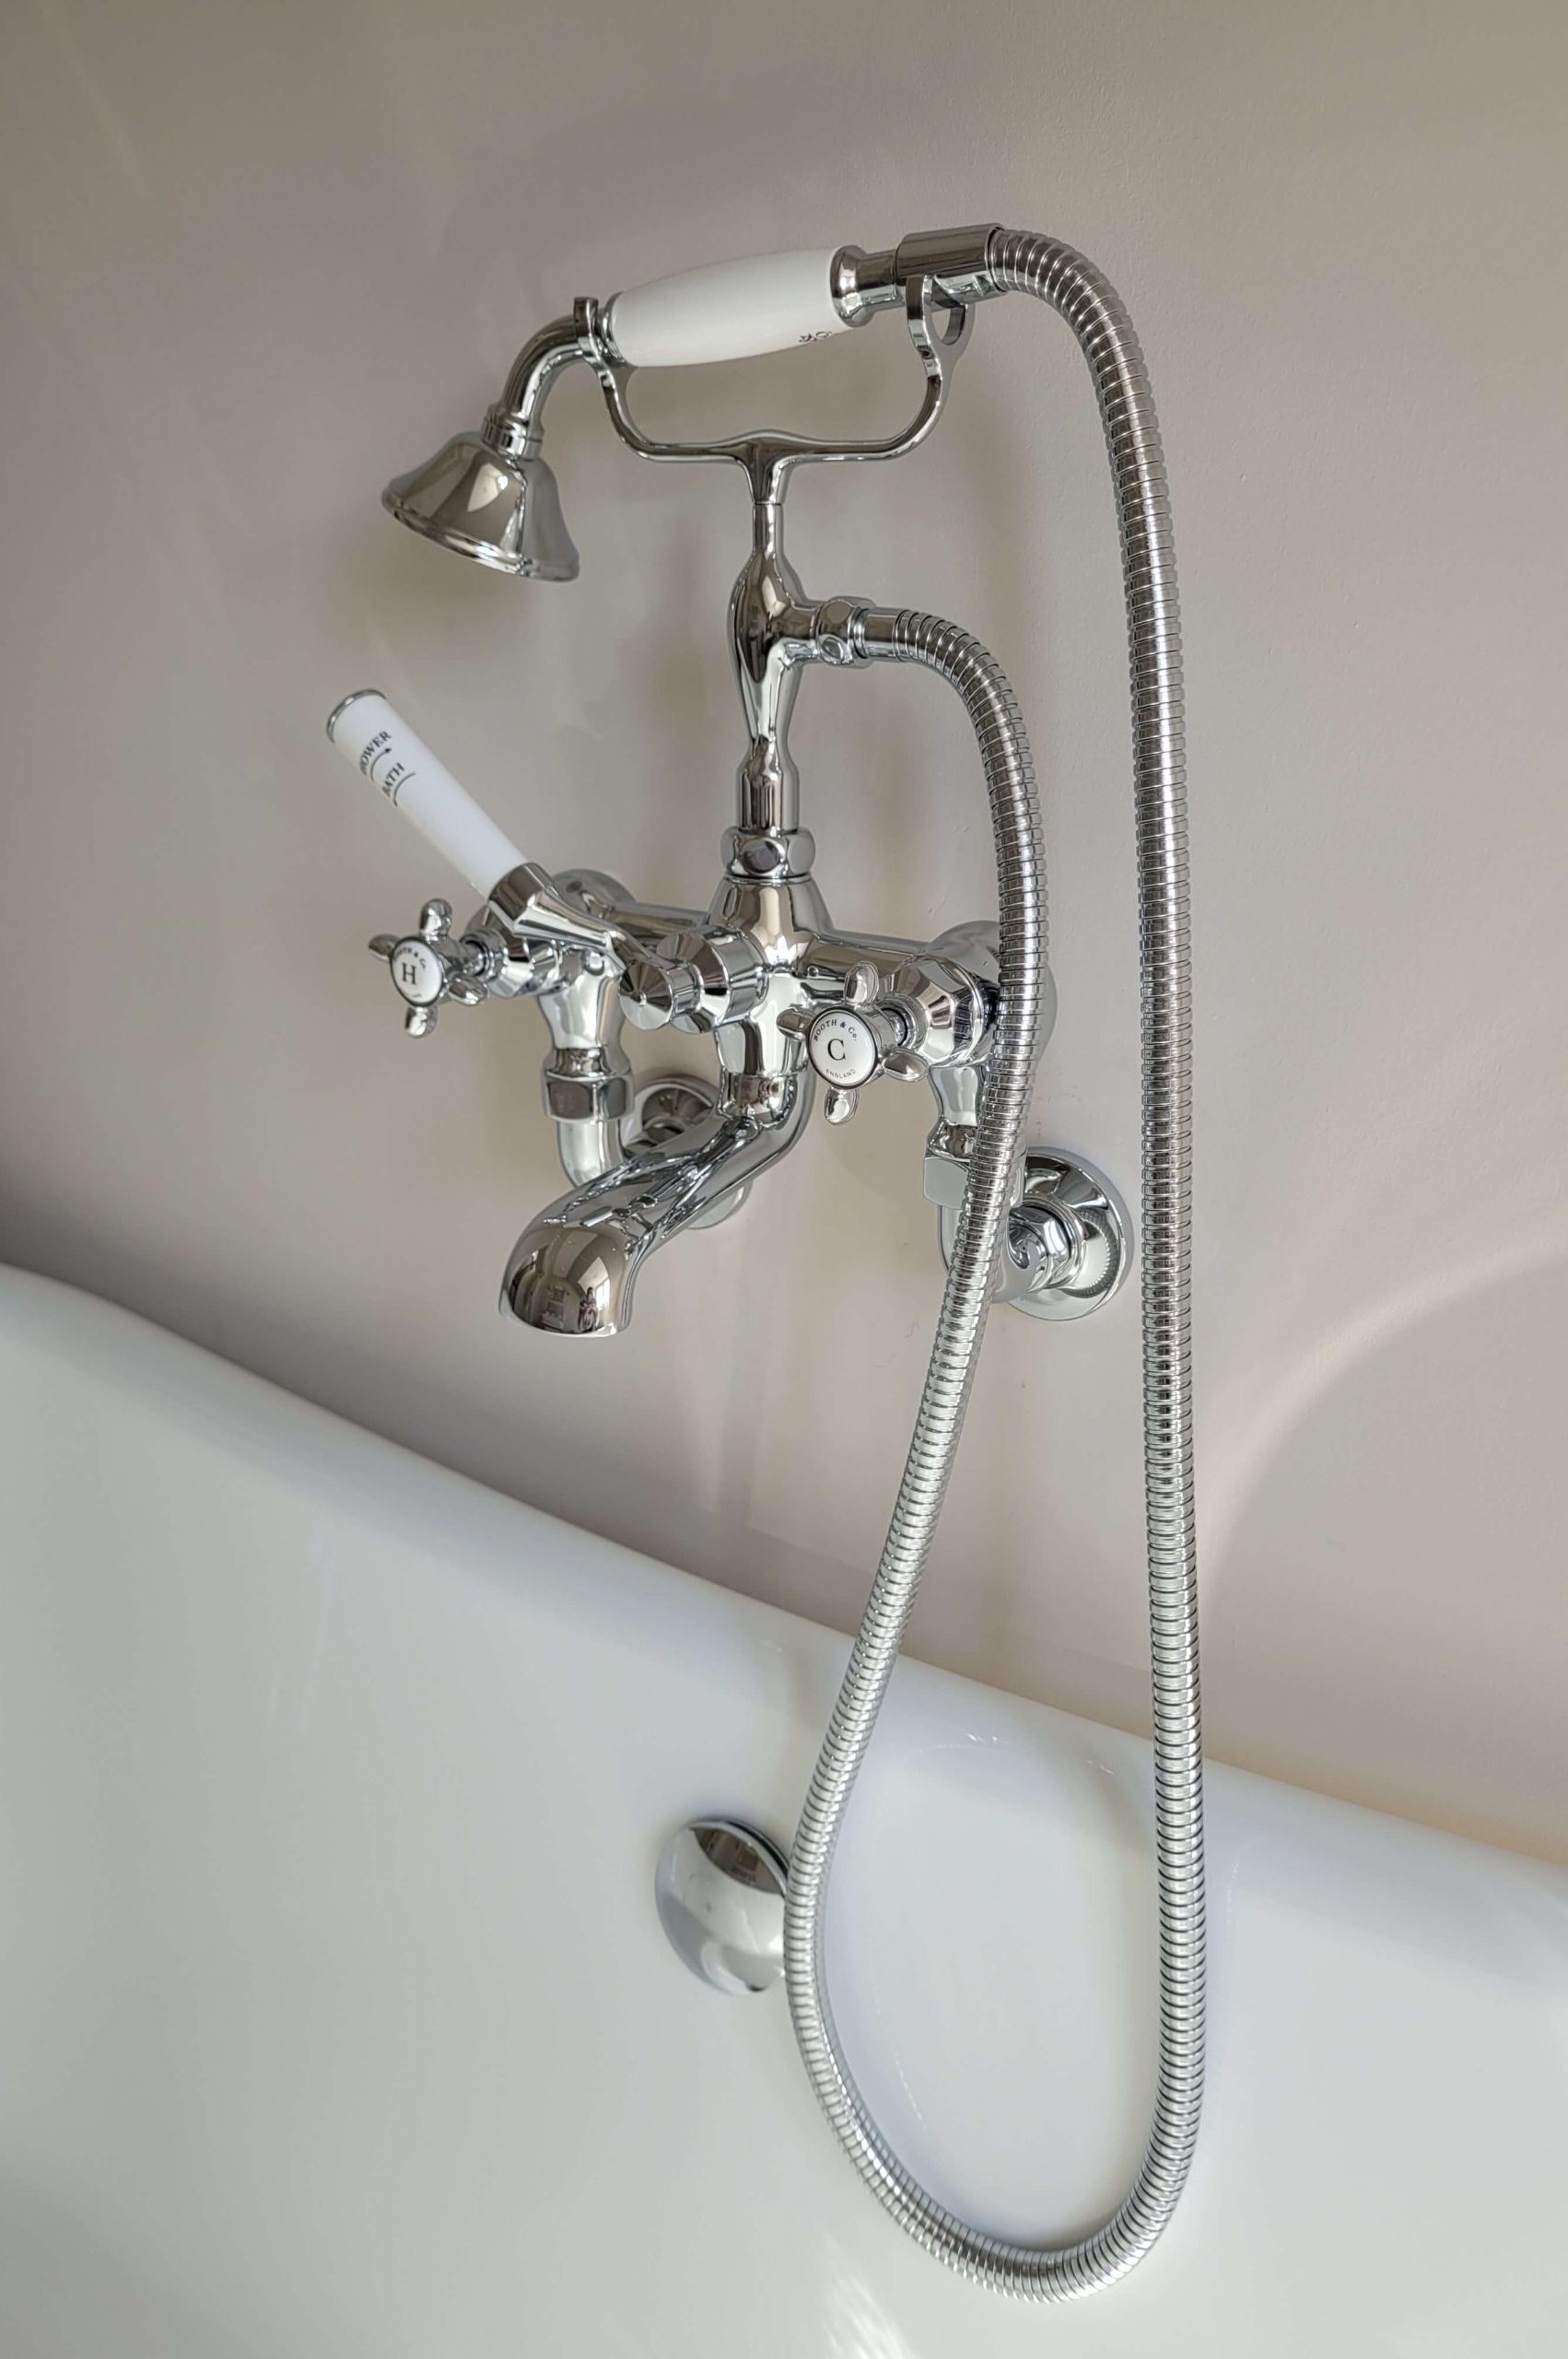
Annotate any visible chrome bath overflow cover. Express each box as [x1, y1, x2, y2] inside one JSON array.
[[654, 1817, 790, 1994]]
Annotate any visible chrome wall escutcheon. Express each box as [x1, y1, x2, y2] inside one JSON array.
[[1011, 1153, 1131, 1320], [933, 1149, 1131, 1321], [654, 1819, 790, 1995], [627, 1074, 749, 1227]]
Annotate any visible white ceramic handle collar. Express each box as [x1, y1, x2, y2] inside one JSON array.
[[604, 249, 846, 369], [325, 690, 524, 898]]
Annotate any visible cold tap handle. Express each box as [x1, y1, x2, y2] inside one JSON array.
[[603, 250, 848, 369], [325, 689, 525, 898]]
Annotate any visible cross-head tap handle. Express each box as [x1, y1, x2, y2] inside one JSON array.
[[799, 963, 925, 1123], [368, 898, 495, 1037]]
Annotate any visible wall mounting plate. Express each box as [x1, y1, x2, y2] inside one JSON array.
[[937, 1148, 1131, 1321], [1010, 1151, 1132, 1320], [626, 1074, 748, 1228]]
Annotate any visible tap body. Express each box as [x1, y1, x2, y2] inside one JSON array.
[[360, 467, 1056, 1332], [351, 248, 1097, 1334], [466, 826, 1015, 1333]]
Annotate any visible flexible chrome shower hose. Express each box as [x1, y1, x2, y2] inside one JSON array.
[[782, 230, 1203, 2298]]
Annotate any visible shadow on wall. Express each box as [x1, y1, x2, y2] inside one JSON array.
[[411, 59, 909, 349], [1203, 1250, 1568, 1861]]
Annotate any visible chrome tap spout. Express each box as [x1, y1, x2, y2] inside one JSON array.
[[500, 1074, 813, 1337]]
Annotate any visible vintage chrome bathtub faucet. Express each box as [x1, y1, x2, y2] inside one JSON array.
[[327, 222, 1204, 2302]]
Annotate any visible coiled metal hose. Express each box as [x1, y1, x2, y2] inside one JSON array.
[[781, 230, 1203, 2298]]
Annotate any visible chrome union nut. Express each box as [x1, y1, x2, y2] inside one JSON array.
[[894, 951, 1009, 1066], [543, 1064, 631, 1123]]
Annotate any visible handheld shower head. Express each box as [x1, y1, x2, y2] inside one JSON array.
[[382, 429, 579, 581]]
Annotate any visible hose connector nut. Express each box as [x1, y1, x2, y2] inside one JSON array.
[[541, 1050, 631, 1124]]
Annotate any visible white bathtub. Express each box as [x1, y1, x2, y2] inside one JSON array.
[[0, 1266, 1563, 2356]]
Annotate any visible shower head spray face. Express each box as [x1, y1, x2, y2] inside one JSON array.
[[382, 430, 579, 580]]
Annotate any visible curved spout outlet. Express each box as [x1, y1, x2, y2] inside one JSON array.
[[501, 1074, 813, 1336]]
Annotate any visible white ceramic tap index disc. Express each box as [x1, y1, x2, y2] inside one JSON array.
[[806, 1009, 883, 1090], [388, 937, 446, 1007]]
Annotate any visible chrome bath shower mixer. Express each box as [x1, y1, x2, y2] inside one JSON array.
[[326, 223, 1202, 2299]]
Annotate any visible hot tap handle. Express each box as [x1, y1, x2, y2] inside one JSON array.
[[368, 898, 496, 1037]]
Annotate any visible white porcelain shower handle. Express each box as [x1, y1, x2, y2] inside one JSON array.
[[324, 690, 524, 898], [603, 250, 848, 369]]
